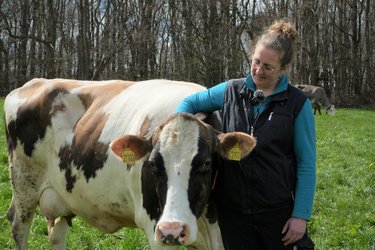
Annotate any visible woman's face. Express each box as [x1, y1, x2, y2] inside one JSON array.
[[251, 45, 284, 91]]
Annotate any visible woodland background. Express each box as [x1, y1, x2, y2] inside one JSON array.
[[1, 0, 374, 107]]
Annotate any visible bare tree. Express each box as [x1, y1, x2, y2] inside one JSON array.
[[0, 0, 374, 105]]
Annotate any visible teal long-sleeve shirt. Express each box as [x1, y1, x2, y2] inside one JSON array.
[[176, 75, 316, 220]]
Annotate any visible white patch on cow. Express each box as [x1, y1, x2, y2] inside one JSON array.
[[28, 92, 86, 167], [100, 80, 206, 143], [4, 93, 27, 123], [157, 116, 200, 243], [50, 93, 86, 146]]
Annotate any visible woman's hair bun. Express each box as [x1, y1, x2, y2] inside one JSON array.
[[268, 18, 298, 40]]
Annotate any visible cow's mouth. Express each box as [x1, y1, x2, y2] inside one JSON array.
[[161, 233, 184, 245]]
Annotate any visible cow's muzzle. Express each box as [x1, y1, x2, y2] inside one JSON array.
[[155, 221, 190, 245]]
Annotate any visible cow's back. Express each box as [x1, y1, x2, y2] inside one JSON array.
[[5, 78, 135, 157], [296, 84, 327, 101], [5, 78, 205, 157]]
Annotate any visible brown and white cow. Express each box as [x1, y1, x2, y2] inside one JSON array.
[[4, 78, 256, 250], [296, 84, 335, 115]]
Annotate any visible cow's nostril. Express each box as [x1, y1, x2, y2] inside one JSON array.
[[161, 234, 181, 245], [156, 221, 190, 245]]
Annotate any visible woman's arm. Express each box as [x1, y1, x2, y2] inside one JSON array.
[[176, 82, 228, 114], [292, 99, 317, 220]]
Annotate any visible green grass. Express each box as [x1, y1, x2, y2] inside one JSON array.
[[310, 109, 375, 249], [1, 98, 374, 249]]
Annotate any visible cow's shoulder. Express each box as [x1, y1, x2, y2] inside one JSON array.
[[5, 78, 134, 115]]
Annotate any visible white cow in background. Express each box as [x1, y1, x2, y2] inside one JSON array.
[[296, 84, 335, 115]]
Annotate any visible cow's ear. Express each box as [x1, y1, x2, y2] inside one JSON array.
[[110, 135, 152, 164], [218, 132, 256, 161]]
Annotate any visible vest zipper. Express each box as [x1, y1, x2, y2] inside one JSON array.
[[250, 106, 261, 136], [268, 112, 274, 120]]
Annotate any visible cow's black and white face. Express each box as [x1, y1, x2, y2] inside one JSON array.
[[142, 113, 216, 245], [110, 112, 256, 247]]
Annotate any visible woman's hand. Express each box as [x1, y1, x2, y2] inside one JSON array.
[[281, 217, 306, 246]]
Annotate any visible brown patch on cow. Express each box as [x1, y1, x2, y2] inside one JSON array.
[[73, 112, 109, 154], [65, 80, 135, 162], [171, 130, 178, 141], [51, 103, 66, 115], [58, 81, 134, 192], [77, 81, 134, 109], [71, 81, 135, 155], [138, 116, 152, 137], [16, 79, 81, 100], [151, 124, 163, 146]]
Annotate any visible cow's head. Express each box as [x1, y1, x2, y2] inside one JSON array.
[[110, 113, 256, 246]]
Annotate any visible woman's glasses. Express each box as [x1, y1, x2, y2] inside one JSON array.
[[251, 59, 279, 73]]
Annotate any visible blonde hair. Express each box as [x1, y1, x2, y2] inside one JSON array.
[[251, 18, 298, 67]]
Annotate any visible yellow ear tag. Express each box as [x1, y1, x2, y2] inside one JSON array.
[[228, 144, 241, 161], [122, 148, 136, 164]]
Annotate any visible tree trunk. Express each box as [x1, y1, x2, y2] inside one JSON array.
[[363, 0, 373, 94], [0, 39, 10, 95], [17, 0, 30, 86], [77, 0, 92, 79], [45, 0, 57, 78]]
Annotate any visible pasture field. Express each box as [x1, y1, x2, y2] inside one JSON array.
[[0, 98, 374, 249]]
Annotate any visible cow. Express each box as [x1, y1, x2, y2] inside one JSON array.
[[4, 78, 256, 250], [296, 84, 335, 115]]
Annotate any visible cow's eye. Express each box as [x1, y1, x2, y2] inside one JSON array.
[[197, 160, 211, 173], [204, 160, 211, 167], [149, 161, 162, 176], [148, 161, 156, 171]]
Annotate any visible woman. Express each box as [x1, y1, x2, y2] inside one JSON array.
[[176, 19, 316, 249]]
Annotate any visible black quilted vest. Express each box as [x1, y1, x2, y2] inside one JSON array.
[[214, 78, 308, 214]]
